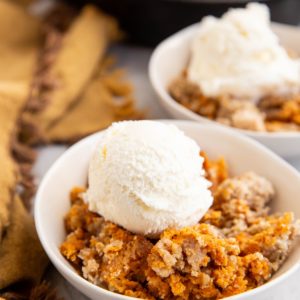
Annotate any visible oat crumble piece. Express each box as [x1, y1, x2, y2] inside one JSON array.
[[169, 76, 219, 119], [203, 172, 275, 237], [236, 212, 300, 272], [217, 98, 266, 131], [214, 172, 274, 213]]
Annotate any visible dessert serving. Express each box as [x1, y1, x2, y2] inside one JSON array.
[[169, 3, 300, 132], [60, 121, 300, 299]]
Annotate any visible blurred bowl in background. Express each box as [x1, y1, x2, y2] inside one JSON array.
[[66, 0, 300, 46], [149, 22, 300, 158]]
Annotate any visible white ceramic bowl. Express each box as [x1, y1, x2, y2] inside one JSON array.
[[149, 23, 300, 158], [35, 120, 300, 300]]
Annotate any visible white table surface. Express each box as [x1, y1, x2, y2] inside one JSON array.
[[33, 45, 300, 300]]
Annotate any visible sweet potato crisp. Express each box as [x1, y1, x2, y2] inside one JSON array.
[[60, 154, 300, 299], [169, 74, 300, 132]]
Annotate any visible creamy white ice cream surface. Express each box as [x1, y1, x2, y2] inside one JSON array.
[[85, 121, 213, 237], [187, 3, 300, 101]]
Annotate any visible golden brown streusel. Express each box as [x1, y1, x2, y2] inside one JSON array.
[[60, 155, 300, 299], [169, 74, 300, 132], [147, 224, 272, 299]]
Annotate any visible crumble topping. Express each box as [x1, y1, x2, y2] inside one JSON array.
[[169, 74, 300, 132], [60, 155, 300, 299]]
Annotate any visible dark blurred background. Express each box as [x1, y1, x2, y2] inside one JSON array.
[[67, 0, 300, 46]]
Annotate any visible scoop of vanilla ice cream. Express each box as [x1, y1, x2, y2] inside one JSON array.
[[187, 3, 300, 101], [85, 121, 212, 237]]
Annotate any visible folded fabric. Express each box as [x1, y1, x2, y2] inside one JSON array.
[[45, 65, 141, 143], [0, 85, 28, 240], [0, 0, 48, 292], [0, 0, 40, 206], [0, 0, 41, 85], [0, 196, 48, 289], [12, 0, 36, 6], [0, 2, 142, 297], [0, 0, 41, 239], [0, 0, 41, 48], [22, 5, 120, 143], [0, 87, 47, 293]]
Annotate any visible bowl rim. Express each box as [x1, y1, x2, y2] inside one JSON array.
[[149, 21, 300, 140], [35, 120, 300, 300]]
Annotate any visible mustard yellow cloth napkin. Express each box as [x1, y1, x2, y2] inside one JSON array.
[[0, 0, 48, 291], [22, 5, 120, 143]]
